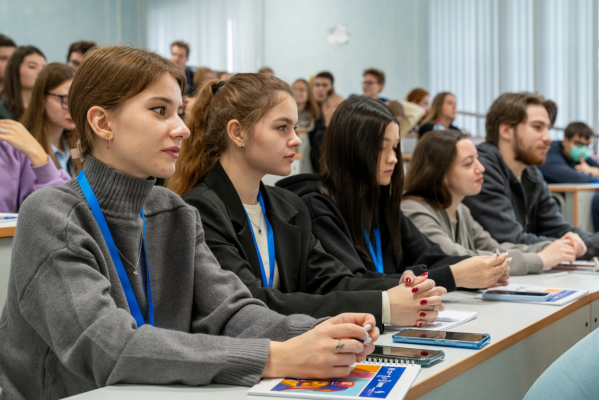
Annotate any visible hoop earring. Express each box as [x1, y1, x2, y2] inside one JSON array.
[[106, 138, 112, 149]]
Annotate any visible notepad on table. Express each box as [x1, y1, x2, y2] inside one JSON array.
[[0, 213, 17, 226], [386, 309, 477, 331], [248, 362, 420, 399]]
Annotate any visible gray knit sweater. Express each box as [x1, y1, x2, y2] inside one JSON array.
[[0, 156, 317, 400]]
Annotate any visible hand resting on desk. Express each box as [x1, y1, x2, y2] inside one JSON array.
[[263, 313, 379, 379]]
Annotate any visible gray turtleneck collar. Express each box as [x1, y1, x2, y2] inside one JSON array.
[[81, 155, 156, 219]]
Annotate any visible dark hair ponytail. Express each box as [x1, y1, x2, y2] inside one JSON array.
[[169, 73, 293, 196]]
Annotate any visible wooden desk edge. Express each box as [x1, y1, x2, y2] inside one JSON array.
[[405, 295, 591, 400], [0, 226, 15, 238], [549, 187, 599, 193]]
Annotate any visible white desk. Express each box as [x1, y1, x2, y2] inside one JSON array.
[[69, 273, 599, 400], [549, 183, 599, 232]]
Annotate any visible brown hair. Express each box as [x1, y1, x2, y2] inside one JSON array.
[[421, 92, 454, 125], [406, 87, 429, 104], [193, 67, 214, 89], [258, 66, 274, 75], [21, 63, 76, 169], [67, 40, 96, 61], [171, 40, 190, 56], [403, 130, 467, 209], [485, 92, 557, 146], [168, 73, 293, 196], [321, 96, 403, 264], [2, 46, 46, 121], [363, 68, 385, 85], [69, 46, 186, 161], [386, 100, 405, 118], [292, 78, 321, 124], [565, 121, 595, 140]]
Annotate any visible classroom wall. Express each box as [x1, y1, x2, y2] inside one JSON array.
[[262, 0, 430, 100], [0, 0, 145, 63]]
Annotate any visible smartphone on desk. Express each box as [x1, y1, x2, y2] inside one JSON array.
[[482, 289, 551, 302], [392, 329, 490, 349], [366, 345, 445, 366]]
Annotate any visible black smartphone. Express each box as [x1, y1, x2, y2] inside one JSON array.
[[367, 345, 445, 366]]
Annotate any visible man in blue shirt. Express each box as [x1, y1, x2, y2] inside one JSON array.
[[539, 121, 599, 230]]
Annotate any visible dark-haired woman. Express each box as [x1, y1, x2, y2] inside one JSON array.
[[0, 46, 46, 120], [0, 47, 380, 400], [418, 92, 459, 139], [278, 96, 510, 291], [170, 74, 447, 330], [21, 63, 77, 175], [402, 130, 577, 274]]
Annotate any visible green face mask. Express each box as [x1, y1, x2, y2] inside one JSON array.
[[570, 145, 591, 162]]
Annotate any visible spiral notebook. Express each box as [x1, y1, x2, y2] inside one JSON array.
[[248, 362, 420, 399], [386, 309, 477, 331]]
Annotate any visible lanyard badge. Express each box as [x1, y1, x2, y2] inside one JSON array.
[[364, 226, 384, 273], [77, 170, 154, 327]]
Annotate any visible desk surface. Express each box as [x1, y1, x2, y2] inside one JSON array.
[[549, 183, 599, 192], [0, 226, 15, 238], [70, 272, 599, 400]]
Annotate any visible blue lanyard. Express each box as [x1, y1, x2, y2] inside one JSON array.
[[364, 226, 384, 273], [77, 170, 154, 327], [244, 191, 276, 287]]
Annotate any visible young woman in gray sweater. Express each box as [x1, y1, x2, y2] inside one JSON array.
[[402, 130, 578, 275], [0, 46, 379, 400]]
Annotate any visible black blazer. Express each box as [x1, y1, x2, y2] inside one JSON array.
[[183, 163, 400, 329], [276, 174, 468, 292]]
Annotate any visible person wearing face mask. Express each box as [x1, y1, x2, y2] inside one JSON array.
[[169, 74, 447, 332], [418, 92, 459, 139], [0, 46, 46, 120], [538, 122, 599, 231], [402, 130, 577, 275], [277, 97, 510, 292], [20, 63, 77, 175], [463, 92, 599, 258], [0, 46, 381, 400]]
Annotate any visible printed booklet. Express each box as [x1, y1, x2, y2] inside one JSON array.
[[248, 362, 420, 399]]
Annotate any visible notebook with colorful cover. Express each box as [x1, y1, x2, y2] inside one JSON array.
[[476, 284, 589, 306], [386, 309, 477, 331], [248, 362, 420, 399]]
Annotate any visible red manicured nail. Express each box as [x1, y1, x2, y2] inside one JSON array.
[[420, 272, 428, 277], [417, 322, 423, 327], [420, 299, 428, 305], [412, 287, 419, 293], [406, 278, 412, 284], [419, 312, 426, 317]]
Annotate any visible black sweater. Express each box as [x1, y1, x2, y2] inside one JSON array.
[[183, 163, 402, 330], [276, 174, 467, 292]]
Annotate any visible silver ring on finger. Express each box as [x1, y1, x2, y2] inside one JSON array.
[[431, 304, 435, 311], [0, 128, 5, 134]]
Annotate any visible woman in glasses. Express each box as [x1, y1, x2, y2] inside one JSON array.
[[21, 63, 77, 175], [0, 62, 73, 212]]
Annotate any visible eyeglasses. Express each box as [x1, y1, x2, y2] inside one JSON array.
[[46, 93, 69, 110]]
